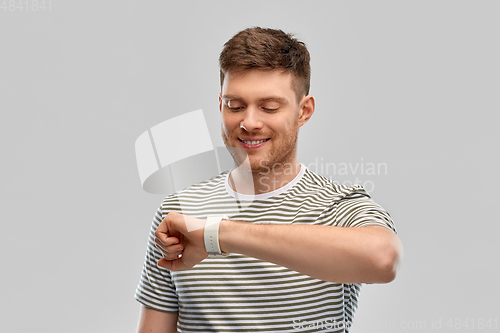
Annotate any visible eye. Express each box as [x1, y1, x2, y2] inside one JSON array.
[[225, 100, 245, 111], [263, 107, 278, 112], [261, 101, 280, 112]]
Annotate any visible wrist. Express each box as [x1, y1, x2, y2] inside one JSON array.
[[219, 219, 248, 255], [204, 215, 229, 257], [218, 219, 230, 254]]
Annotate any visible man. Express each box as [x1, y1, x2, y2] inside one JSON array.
[[135, 27, 403, 333]]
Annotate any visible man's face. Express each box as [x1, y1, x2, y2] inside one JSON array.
[[219, 70, 309, 174]]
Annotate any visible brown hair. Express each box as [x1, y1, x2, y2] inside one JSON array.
[[219, 27, 311, 101]]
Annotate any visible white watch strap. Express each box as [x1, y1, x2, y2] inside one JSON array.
[[204, 215, 228, 257]]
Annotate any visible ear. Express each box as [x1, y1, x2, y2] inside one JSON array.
[[298, 95, 315, 128], [219, 93, 223, 113]]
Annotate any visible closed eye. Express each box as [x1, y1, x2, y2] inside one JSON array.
[[263, 108, 278, 112]]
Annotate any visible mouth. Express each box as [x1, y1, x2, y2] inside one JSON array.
[[238, 138, 270, 149]]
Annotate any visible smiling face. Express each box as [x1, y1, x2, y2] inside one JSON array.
[[220, 69, 314, 175]]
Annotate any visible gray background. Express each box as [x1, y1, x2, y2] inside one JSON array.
[[1, 1, 498, 332]]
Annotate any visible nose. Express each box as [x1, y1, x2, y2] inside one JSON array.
[[240, 108, 263, 132]]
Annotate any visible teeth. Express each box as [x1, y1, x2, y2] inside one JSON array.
[[242, 139, 267, 145]]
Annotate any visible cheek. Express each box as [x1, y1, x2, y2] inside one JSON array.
[[221, 114, 236, 135], [224, 112, 242, 128], [221, 113, 229, 129], [282, 118, 294, 132]]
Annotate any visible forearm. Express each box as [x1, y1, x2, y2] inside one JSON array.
[[219, 221, 403, 283], [137, 305, 178, 333]]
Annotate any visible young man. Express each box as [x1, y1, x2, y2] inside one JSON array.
[[135, 27, 403, 333]]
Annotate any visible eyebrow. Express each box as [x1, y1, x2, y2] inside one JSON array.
[[222, 95, 288, 103]]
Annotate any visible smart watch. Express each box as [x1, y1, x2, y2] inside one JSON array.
[[204, 215, 229, 258]]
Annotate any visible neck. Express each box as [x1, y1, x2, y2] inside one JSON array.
[[228, 160, 302, 195]]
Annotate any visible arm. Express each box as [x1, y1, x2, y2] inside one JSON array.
[[137, 305, 178, 333], [220, 221, 402, 283], [155, 212, 403, 284]]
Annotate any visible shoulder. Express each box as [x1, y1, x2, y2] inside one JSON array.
[[300, 167, 371, 201], [160, 171, 230, 212], [302, 169, 396, 231]]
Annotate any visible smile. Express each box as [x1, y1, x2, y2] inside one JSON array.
[[239, 138, 269, 145], [238, 138, 270, 148]]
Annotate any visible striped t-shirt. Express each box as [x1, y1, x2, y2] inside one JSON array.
[[135, 165, 396, 332]]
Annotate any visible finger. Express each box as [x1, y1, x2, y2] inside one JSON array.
[[157, 256, 193, 271], [157, 249, 183, 261], [154, 239, 182, 251], [154, 243, 173, 256], [154, 242, 166, 252], [155, 236, 180, 248], [158, 240, 189, 261], [154, 241, 183, 261], [155, 213, 181, 240]]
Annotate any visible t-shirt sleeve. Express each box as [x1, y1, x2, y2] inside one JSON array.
[[134, 204, 179, 313], [333, 191, 397, 233]]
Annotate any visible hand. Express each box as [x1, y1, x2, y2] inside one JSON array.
[[154, 211, 207, 271]]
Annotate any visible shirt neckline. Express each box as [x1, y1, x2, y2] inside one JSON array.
[[225, 164, 307, 201]]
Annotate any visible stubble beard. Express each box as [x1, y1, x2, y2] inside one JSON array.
[[221, 125, 299, 178]]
